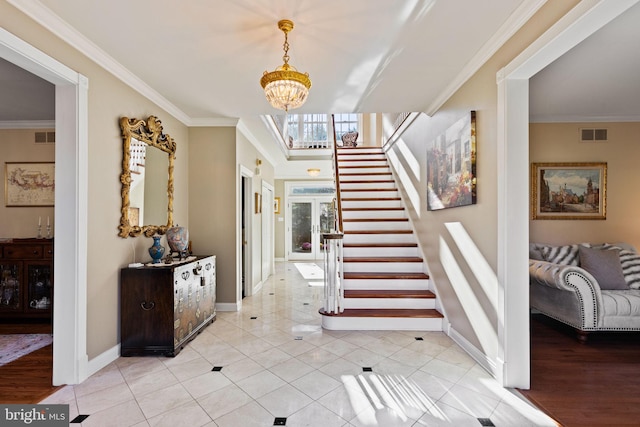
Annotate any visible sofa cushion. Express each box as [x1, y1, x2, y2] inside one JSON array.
[[541, 244, 580, 266], [597, 244, 640, 290], [579, 246, 629, 290]]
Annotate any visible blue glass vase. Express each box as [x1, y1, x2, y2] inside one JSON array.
[[148, 235, 165, 264]]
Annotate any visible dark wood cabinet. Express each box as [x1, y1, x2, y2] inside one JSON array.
[[120, 255, 216, 357], [0, 239, 53, 320]]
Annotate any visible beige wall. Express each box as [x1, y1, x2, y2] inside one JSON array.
[[530, 122, 640, 249], [1, 1, 190, 359], [0, 129, 55, 237], [188, 127, 237, 304], [386, 0, 579, 356]]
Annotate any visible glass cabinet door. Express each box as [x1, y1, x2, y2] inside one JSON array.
[[26, 263, 52, 312], [0, 263, 21, 312]]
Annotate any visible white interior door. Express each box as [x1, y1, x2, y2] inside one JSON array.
[[287, 196, 334, 260]]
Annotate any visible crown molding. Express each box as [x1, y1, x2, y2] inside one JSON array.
[[237, 120, 277, 166], [530, 114, 640, 123], [424, 0, 548, 115], [0, 120, 55, 129], [187, 117, 239, 127]]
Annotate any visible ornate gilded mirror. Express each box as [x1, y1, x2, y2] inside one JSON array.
[[119, 116, 175, 237]]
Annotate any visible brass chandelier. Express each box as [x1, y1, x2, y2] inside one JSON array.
[[260, 19, 311, 112]]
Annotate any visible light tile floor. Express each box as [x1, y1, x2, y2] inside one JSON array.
[[41, 261, 557, 426]]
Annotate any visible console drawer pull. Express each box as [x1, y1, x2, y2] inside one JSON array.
[[141, 301, 155, 311]]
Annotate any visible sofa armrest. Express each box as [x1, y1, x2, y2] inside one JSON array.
[[529, 259, 604, 328]]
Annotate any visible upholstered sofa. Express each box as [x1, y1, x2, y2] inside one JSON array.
[[529, 242, 640, 342]]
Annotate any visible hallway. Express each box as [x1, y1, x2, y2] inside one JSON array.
[[41, 262, 556, 426]]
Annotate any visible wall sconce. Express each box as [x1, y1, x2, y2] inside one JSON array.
[[307, 168, 320, 177], [255, 159, 262, 176]]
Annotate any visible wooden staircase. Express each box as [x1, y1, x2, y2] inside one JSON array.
[[320, 146, 444, 331]]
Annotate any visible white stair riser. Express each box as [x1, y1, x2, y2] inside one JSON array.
[[339, 161, 388, 168], [339, 167, 390, 174], [340, 175, 392, 182], [343, 233, 415, 244], [340, 182, 396, 190], [337, 149, 382, 155], [322, 315, 443, 331], [343, 262, 424, 273], [338, 157, 386, 163], [343, 221, 410, 231], [342, 210, 406, 219], [343, 246, 419, 257], [343, 278, 429, 290], [342, 200, 402, 209], [341, 190, 398, 199], [344, 298, 436, 309]]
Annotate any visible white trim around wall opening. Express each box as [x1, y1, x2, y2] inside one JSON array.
[[496, 0, 640, 389]]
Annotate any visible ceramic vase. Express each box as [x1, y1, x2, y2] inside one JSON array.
[[148, 235, 165, 264], [166, 226, 189, 257]]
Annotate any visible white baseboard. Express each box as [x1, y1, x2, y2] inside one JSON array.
[[447, 323, 498, 379], [81, 344, 120, 383], [216, 302, 241, 312], [275, 257, 285, 262], [253, 280, 263, 295]]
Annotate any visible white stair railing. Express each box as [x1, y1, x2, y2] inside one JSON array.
[[322, 232, 344, 314]]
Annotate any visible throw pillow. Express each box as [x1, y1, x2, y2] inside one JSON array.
[[541, 245, 580, 266], [619, 250, 640, 289], [578, 246, 629, 290]]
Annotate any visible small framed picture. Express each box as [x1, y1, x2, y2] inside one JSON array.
[[274, 197, 281, 214], [255, 192, 262, 214], [531, 162, 606, 220], [5, 162, 55, 207]]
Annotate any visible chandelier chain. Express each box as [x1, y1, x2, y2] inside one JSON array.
[[282, 32, 290, 65]]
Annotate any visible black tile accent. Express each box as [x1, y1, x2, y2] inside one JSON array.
[[303, 303, 309, 306], [415, 337, 424, 341], [294, 336, 303, 340], [250, 316, 258, 319], [274, 417, 287, 425], [70, 415, 90, 423], [477, 418, 495, 426], [212, 366, 223, 371], [270, 292, 275, 295], [363, 367, 373, 372]]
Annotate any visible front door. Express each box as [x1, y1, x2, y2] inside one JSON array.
[[287, 197, 334, 260]]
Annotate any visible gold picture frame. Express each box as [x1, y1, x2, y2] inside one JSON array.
[[531, 162, 606, 220], [274, 197, 281, 214], [255, 192, 262, 214], [4, 162, 55, 207]]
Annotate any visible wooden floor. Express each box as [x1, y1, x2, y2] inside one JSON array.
[[0, 322, 59, 403], [520, 314, 640, 427]]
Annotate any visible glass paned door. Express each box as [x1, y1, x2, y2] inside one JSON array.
[[288, 197, 335, 260]]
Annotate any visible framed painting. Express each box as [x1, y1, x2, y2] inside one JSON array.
[[274, 197, 281, 214], [531, 162, 606, 220], [4, 162, 55, 207], [426, 111, 477, 210], [255, 192, 262, 214]]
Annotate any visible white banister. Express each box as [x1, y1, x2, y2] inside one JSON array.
[[322, 233, 344, 314]]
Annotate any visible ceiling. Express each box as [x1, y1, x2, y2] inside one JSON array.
[[1, 1, 639, 142]]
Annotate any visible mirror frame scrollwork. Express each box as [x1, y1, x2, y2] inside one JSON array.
[[119, 115, 176, 238]]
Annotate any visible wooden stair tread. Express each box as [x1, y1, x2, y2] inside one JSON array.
[[340, 180, 395, 184], [338, 157, 386, 161], [340, 172, 392, 176], [344, 289, 436, 299], [342, 197, 401, 201], [342, 207, 405, 211], [342, 188, 397, 192], [343, 242, 417, 248], [319, 308, 442, 318], [340, 165, 389, 169], [343, 256, 423, 263], [344, 272, 429, 279], [343, 218, 408, 222], [344, 229, 412, 234]]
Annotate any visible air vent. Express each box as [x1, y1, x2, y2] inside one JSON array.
[[35, 131, 55, 144], [580, 128, 608, 142]]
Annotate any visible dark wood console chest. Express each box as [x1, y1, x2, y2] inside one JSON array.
[[0, 238, 53, 320], [120, 255, 216, 357]]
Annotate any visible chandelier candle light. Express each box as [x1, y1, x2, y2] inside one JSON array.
[[260, 19, 311, 112]]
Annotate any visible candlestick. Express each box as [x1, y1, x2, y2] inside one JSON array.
[[37, 224, 42, 239], [38, 216, 41, 226], [46, 224, 52, 239], [47, 216, 50, 226]]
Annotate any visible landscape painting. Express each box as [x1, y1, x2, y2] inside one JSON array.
[[531, 162, 606, 220], [426, 111, 477, 210]]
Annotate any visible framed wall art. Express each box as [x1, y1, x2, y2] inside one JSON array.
[[426, 111, 477, 210], [274, 197, 281, 214], [4, 162, 55, 207], [531, 162, 606, 220]]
